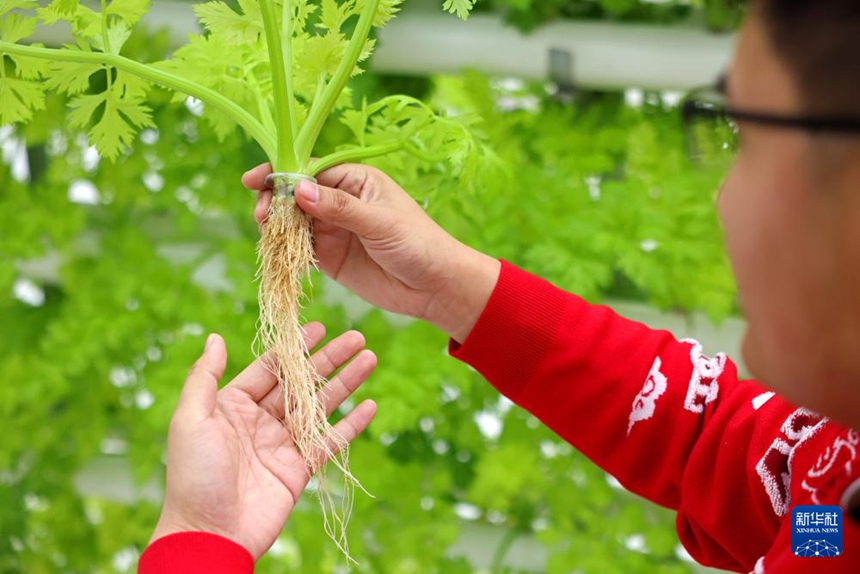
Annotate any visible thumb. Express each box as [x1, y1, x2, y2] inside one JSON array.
[[177, 334, 227, 423], [294, 179, 389, 239]]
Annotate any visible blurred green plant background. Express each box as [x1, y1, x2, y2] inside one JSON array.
[[0, 1, 743, 572]]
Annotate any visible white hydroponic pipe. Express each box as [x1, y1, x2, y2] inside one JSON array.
[[374, 14, 735, 91], [27, 2, 735, 91]]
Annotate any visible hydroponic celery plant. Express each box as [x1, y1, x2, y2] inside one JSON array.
[[0, 0, 483, 557]]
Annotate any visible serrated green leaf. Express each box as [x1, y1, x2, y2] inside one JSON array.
[[156, 33, 257, 116], [37, 0, 79, 24], [353, 0, 404, 28], [38, 1, 99, 43], [356, 94, 488, 181], [66, 90, 106, 128], [0, 1, 37, 17], [296, 31, 346, 82], [88, 18, 132, 53], [8, 49, 51, 80], [236, 0, 263, 25], [112, 93, 153, 128], [356, 37, 376, 70], [105, 0, 149, 27], [67, 85, 154, 160], [0, 77, 45, 125], [374, 0, 404, 27], [44, 57, 102, 95], [90, 99, 153, 161], [75, 7, 101, 40], [442, 0, 476, 20], [0, 12, 36, 42], [114, 69, 148, 100], [289, 0, 318, 31], [193, 0, 262, 44], [340, 102, 368, 146], [106, 19, 132, 53], [318, 0, 350, 31]]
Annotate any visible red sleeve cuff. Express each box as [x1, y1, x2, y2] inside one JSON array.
[[449, 261, 568, 399], [139, 532, 254, 574]]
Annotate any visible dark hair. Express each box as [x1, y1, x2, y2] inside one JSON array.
[[756, 0, 860, 116]]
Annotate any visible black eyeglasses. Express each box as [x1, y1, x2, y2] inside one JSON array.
[[681, 75, 860, 165]]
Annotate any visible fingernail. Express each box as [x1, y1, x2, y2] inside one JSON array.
[[205, 334, 216, 352], [297, 180, 319, 204]]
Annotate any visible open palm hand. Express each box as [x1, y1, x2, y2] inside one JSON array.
[[149, 323, 377, 560]]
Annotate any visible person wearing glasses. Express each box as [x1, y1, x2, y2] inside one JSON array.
[[142, 0, 859, 572]]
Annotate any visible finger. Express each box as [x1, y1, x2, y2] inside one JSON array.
[[294, 179, 393, 240], [241, 163, 274, 225], [310, 330, 365, 379], [313, 164, 371, 198], [242, 163, 273, 191], [257, 330, 368, 417], [307, 400, 377, 472], [177, 334, 227, 424], [255, 190, 273, 225], [335, 399, 377, 443], [319, 349, 377, 417], [225, 322, 326, 402]]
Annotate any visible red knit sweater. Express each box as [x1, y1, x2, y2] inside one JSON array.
[[140, 262, 860, 573]]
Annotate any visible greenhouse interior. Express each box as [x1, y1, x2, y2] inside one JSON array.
[[4, 0, 840, 573]]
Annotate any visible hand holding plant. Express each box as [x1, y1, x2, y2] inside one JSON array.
[[244, 162, 501, 344]]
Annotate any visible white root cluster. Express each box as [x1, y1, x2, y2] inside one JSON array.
[[255, 178, 360, 559]]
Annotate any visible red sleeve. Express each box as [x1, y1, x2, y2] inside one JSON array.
[[449, 262, 816, 572], [138, 532, 254, 574]]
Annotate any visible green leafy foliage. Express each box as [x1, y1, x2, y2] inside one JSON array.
[[67, 80, 155, 161], [0, 0, 156, 160], [1, 0, 479, 173], [0, 2, 45, 125], [38, 1, 101, 39], [333, 93, 496, 183], [391, 74, 735, 319]]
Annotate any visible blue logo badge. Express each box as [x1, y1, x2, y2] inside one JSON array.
[[791, 505, 843, 557]]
